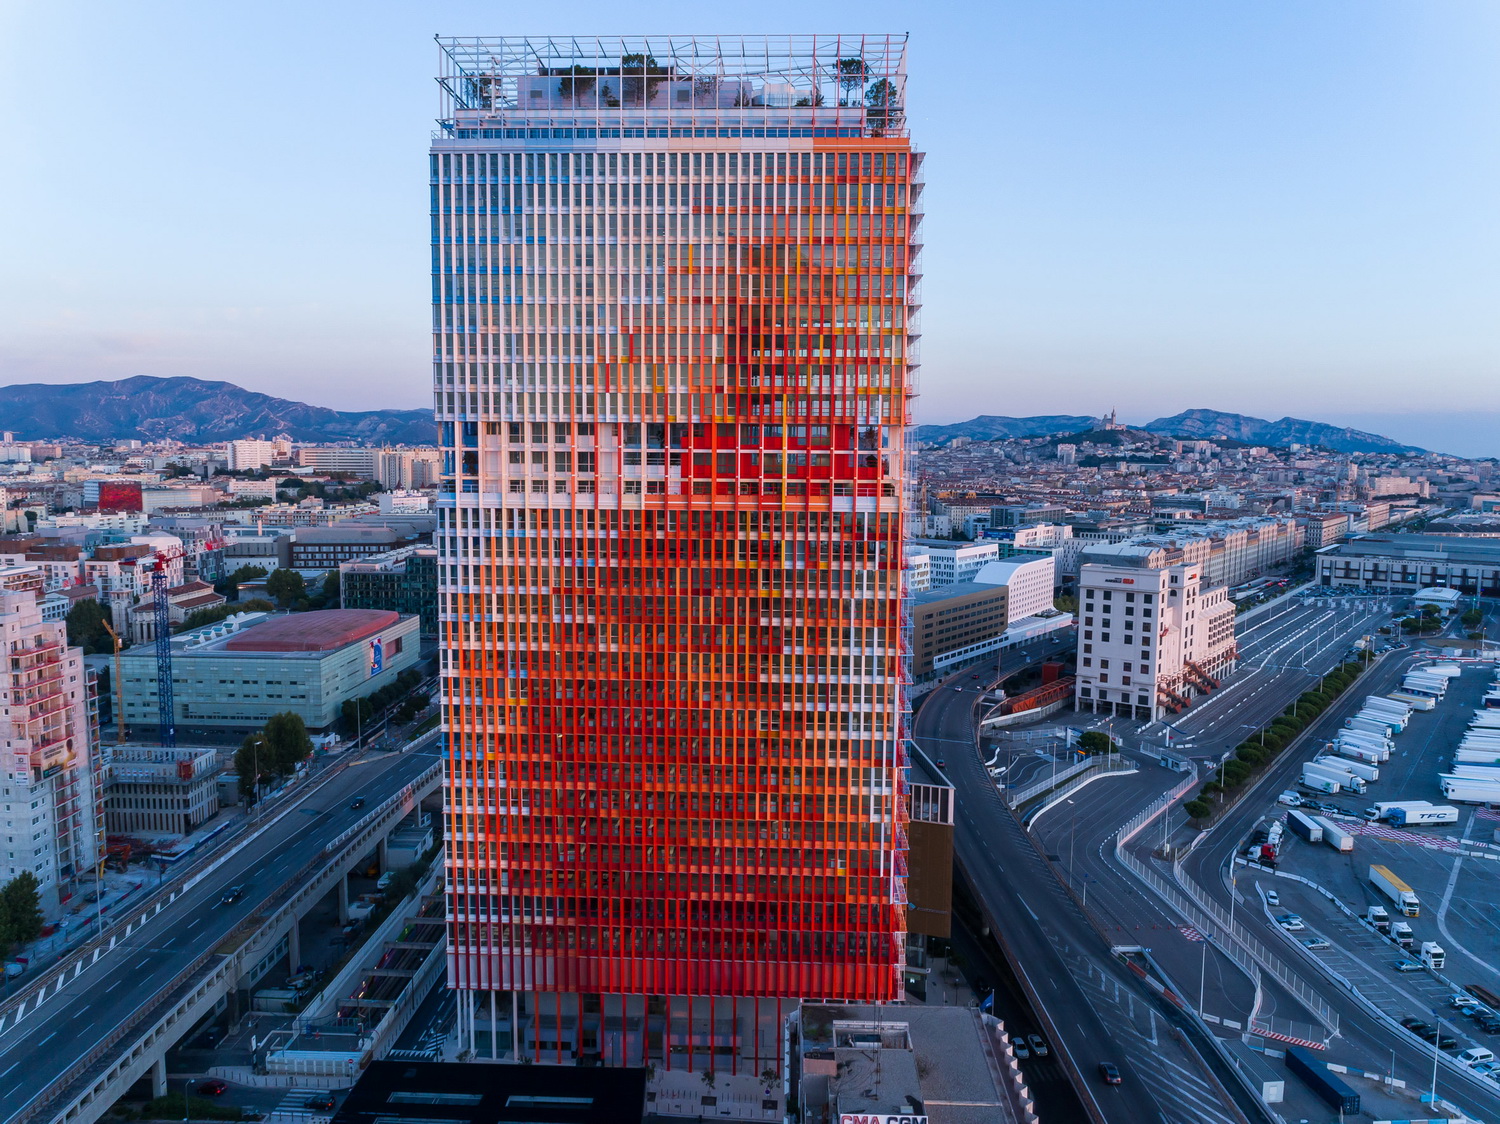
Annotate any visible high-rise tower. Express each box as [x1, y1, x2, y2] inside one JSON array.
[[434, 35, 921, 1072]]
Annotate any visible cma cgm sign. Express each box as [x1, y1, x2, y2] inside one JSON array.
[[839, 1117, 928, 1124]]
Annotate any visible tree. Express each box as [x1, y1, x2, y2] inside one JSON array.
[[1184, 799, 1213, 824], [1462, 608, 1483, 629], [864, 77, 899, 131], [217, 564, 268, 599], [175, 598, 274, 633], [235, 733, 269, 802], [266, 568, 306, 608], [263, 711, 313, 777], [1076, 731, 1112, 755], [1222, 760, 1252, 787], [0, 873, 44, 949], [65, 599, 113, 654], [836, 56, 867, 104]]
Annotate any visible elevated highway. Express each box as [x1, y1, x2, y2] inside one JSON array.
[[0, 740, 443, 1124]]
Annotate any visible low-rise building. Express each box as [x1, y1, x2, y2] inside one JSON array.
[[104, 745, 219, 834], [297, 446, 378, 477], [118, 608, 420, 738], [791, 1004, 1026, 1124], [290, 525, 401, 570], [340, 545, 438, 637], [125, 580, 226, 644], [1316, 533, 1500, 595]]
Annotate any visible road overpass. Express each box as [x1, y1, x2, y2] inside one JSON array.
[[0, 740, 443, 1124], [913, 645, 1268, 1124]]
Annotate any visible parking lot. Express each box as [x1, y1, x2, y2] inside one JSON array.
[[1238, 657, 1500, 1087]]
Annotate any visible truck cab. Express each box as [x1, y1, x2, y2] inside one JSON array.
[[1391, 921, 1414, 949], [1421, 941, 1446, 970], [1366, 905, 1391, 932]]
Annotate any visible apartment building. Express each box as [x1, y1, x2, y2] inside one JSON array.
[[0, 575, 100, 917], [227, 440, 277, 471], [1075, 547, 1238, 721]]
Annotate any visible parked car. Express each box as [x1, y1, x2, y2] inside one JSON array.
[[1265, 890, 1280, 907], [1098, 1062, 1122, 1085], [1028, 1034, 1049, 1057], [1395, 958, 1426, 972], [1302, 937, 1331, 951], [1276, 914, 1305, 931], [1012, 1036, 1030, 1060], [1400, 1018, 1430, 1033], [305, 1094, 336, 1112], [198, 1080, 228, 1096]]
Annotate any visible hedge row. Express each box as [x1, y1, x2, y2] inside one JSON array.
[[1183, 659, 1369, 824]]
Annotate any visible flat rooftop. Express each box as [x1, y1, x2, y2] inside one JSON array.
[[330, 1060, 645, 1124], [1325, 533, 1500, 564]]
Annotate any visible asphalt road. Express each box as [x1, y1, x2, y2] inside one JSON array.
[[0, 744, 440, 1123], [914, 652, 1250, 1124], [1177, 648, 1500, 1119]]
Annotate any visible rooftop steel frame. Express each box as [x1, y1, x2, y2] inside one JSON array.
[[436, 34, 908, 135]]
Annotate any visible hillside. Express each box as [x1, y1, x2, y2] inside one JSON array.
[[1143, 409, 1423, 454], [913, 414, 1097, 445], [0, 376, 436, 445]]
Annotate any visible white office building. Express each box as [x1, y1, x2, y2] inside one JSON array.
[[908, 538, 1000, 588], [1075, 549, 1238, 721]]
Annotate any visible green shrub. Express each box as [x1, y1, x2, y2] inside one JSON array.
[[1236, 746, 1266, 766], [1184, 799, 1213, 822]]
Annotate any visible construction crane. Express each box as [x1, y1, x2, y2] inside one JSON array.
[[99, 618, 127, 745], [144, 546, 188, 748]]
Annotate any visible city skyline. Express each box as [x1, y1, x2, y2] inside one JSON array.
[[3, 2, 1497, 455]]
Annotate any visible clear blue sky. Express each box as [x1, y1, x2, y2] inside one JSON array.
[[2, 2, 1497, 454]]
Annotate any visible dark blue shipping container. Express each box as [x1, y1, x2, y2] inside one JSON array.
[[1286, 1046, 1360, 1114]]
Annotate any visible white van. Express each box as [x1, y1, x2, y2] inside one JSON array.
[[376, 871, 395, 891], [1459, 1047, 1495, 1068]]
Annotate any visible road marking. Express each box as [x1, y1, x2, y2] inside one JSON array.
[[0, 1062, 18, 1078], [37, 1031, 56, 1047], [187, 918, 201, 929], [105, 979, 121, 993]]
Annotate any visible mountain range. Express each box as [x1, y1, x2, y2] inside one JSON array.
[[0, 376, 1427, 456], [0, 376, 437, 445], [916, 408, 1425, 455]]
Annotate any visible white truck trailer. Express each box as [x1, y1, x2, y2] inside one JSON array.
[[1441, 777, 1500, 805], [1305, 760, 1366, 794], [1387, 691, 1435, 711], [1299, 766, 1341, 795], [1315, 817, 1355, 853], [1329, 756, 1379, 782]]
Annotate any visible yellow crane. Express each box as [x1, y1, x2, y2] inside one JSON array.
[[100, 618, 126, 745]]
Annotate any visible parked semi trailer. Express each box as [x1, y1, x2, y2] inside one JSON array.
[[1286, 1046, 1360, 1114], [1315, 818, 1354, 853], [1369, 864, 1420, 917]]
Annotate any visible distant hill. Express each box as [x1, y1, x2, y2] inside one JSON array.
[[913, 414, 1097, 445], [916, 408, 1422, 455], [1143, 409, 1423, 454], [0, 376, 436, 445]]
